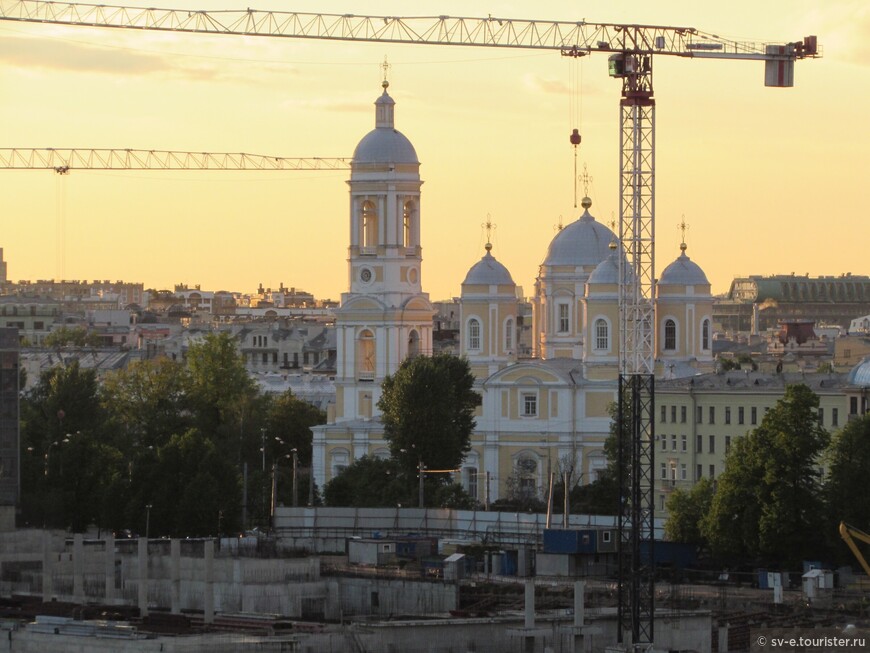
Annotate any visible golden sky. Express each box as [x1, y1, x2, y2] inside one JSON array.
[[1, 0, 867, 302]]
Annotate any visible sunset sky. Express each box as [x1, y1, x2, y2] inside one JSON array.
[[1, 0, 867, 302]]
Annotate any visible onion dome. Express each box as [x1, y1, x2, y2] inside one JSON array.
[[542, 197, 615, 268], [463, 242, 515, 286], [847, 357, 870, 386], [659, 242, 709, 286], [587, 243, 622, 286], [352, 81, 419, 164]]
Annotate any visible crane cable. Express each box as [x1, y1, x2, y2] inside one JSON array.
[[568, 56, 583, 208]]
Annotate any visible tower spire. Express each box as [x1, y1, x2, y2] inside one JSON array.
[[482, 215, 496, 252], [678, 215, 689, 252]]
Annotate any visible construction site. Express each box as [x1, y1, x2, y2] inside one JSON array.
[[0, 509, 868, 652]]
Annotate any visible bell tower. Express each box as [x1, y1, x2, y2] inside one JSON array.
[[332, 82, 434, 423]]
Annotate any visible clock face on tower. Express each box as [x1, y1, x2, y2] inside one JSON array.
[[360, 267, 372, 283]]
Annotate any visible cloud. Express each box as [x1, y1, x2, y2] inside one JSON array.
[[0, 34, 296, 82], [523, 73, 569, 95]]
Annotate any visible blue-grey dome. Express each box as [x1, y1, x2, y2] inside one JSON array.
[[353, 128, 419, 164], [463, 247, 515, 286], [848, 357, 870, 386], [543, 207, 615, 268], [659, 248, 709, 286], [352, 86, 419, 165], [587, 250, 621, 285]]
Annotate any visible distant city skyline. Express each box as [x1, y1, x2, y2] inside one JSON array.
[[1, 0, 867, 302]]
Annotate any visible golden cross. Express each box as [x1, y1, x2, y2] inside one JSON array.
[[678, 215, 689, 244], [579, 163, 593, 198], [381, 56, 391, 84]]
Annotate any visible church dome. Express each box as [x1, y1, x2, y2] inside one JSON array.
[[352, 83, 419, 165], [587, 248, 622, 286], [463, 244, 515, 286], [542, 198, 615, 268], [847, 357, 870, 387], [659, 245, 709, 286]]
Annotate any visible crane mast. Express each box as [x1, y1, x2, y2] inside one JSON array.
[[0, 3, 819, 649]]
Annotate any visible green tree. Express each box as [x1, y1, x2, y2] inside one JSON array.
[[378, 354, 479, 501], [44, 326, 103, 348], [264, 390, 326, 468], [665, 477, 714, 544], [131, 429, 242, 537], [323, 456, 408, 507], [100, 357, 191, 450], [702, 384, 829, 565], [825, 414, 870, 556], [19, 362, 118, 530], [185, 332, 257, 445]]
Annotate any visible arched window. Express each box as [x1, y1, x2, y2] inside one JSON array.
[[331, 449, 350, 479], [664, 319, 676, 351], [403, 200, 415, 249], [594, 318, 609, 351], [516, 455, 538, 498], [361, 201, 377, 251], [356, 329, 376, 381], [702, 319, 710, 350], [504, 317, 514, 352], [467, 318, 481, 351], [408, 329, 420, 358]]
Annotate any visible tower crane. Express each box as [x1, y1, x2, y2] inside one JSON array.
[[0, 3, 820, 648], [0, 148, 350, 173]]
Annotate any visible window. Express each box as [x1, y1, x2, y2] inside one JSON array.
[[602, 531, 612, 543], [709, 406, 715, 424], [660, 495, 666, 511], [696, 464, 703, 481], [670, 464, 677, 481], [681, 435, 687, 452], [661, 435, 667, 451], [725, 436, 732, 454], [818, 407, 824, 425], [702, 319, 710, 350], [504, 318, 514, 351], [403, 201, 414, 248], [725, 407, 731, 425], [660, 462, 667, 480], [696, 434, 703, 453], [361, 200, 378, 249], [664, 319, 676, 351], [680, 464, 687, 481], [522, 393, 538, 417], [661, 405, 667, 423], [738, 406, 745, 425], [558, 303, 570, 333], [671, 435, 677, 451], [465, 467, 478, 499], [467, 318, 481, 351], [517, 456, 538, 496], [709, 435, 715, 454], [832, 408, 839, 426], [595, 318, 609, 350], [751, 407, 758, 425], [671, 406, 677, 423], [696, 406, 703, 424], [357, 329, 376, 381], [709, 464, 715, 479], [681, 406, 687, 423], [851, 397, 859, 415]]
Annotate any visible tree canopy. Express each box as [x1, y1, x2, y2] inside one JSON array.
[[19, 337, 325, 535], [378, 354, 479, 490], [701, 384, 829, 566]]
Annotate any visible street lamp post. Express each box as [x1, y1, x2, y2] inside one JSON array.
[[145, 504, 153, 540], [291, 449, 299, 508]]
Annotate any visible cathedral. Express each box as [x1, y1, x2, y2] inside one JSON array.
[[311, 84, 714, 502]]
